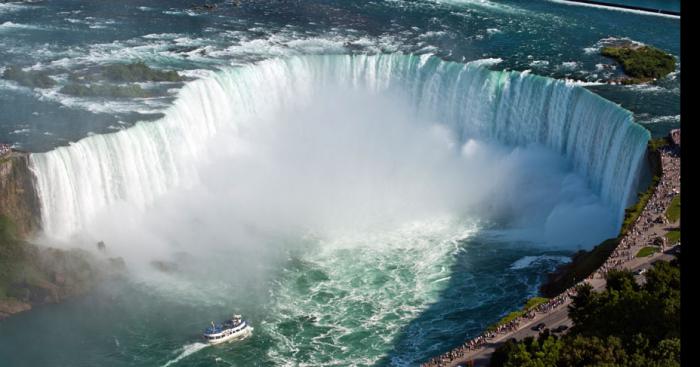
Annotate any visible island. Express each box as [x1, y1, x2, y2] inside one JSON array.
[[601, 44, 676, 84]]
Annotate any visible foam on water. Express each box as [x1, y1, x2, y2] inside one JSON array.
[[265, 218, 476, 365], [161, 342, 210, 367], [30, 54, 649, 240], [547, 0, 680, 18], [25, 54, 649, 366], [510, 255, 571, 270]]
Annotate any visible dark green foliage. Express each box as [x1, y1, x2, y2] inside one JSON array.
[[2, 66, 56, 88], [601, 45, 675, 82], [493, 260, 681, 367], [60, 83, 151, 98], [540, 238, 618, 297], [648, 137, 670, 153], [101, 62, 182, 82]]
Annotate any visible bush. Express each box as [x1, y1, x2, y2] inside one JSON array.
[[493, 260, 681, 366], [601, 45, 676, 81]]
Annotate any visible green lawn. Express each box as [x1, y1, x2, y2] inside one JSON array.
[[636, 246, 658, 258], [665, 229, 680, 245], [665, 194, 680, 223], [524, 297, 549, 310]]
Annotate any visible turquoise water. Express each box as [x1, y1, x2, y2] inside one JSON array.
[[0, 229, 572, 366], [0, 1, 677, 366], [0, 0, 680, 152]]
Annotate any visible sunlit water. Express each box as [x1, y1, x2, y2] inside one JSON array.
[[0, 1, 677, 366]]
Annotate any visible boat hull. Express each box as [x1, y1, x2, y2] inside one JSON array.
[[204, 325, 252, 345]]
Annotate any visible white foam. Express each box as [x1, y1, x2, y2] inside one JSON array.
[[560, 61, 579, 70], [548, 0, 679, 19], [584, 36, 646, 55], [161, 343, 209, 367], [0, 3, 28, 14], [639, 114, 680, 124], [467, 57, 503, 67], [510, 255, 571, 270], [0, 21, 41, 32]]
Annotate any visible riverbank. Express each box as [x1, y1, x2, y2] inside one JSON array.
[[0, 151, 126, 319], [0, 150, 41, 238], [422, 132, 680, 367]]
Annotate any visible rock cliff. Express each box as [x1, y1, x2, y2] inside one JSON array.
[[0, 152, 41, 238]]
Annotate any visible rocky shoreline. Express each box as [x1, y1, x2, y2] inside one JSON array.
[[421, 130, 680, 366], [0, 151, 124, 320]]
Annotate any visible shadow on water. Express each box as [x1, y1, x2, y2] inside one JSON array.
[[373, 235, 572, 367]]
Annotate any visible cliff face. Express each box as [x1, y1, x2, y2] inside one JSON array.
[[0, 152, 41, 238], [1, 154, 126, 319]]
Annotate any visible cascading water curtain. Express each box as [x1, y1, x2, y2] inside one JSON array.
[[30, 54, 649, 239]]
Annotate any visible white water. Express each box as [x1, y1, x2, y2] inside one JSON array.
[[30, 54, 649, 241]]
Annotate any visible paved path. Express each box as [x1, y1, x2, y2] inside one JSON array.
[[448, 247, 678, 367], [424, 147, 680, 367]]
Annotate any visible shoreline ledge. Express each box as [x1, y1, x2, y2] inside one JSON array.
[[422, 130, 680, 366]]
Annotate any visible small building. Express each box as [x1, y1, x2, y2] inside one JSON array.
[[669, 129, 680, 148]]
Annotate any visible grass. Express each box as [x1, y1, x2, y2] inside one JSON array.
[[601, 45, 676, 83], [488, 311, 525, 332], [665, 194, 680, 223], [665, 229, 680, 245], [636, 246, 658, 258], [524, 297, 549, 310], [621, 176, 659, 235], [487, 297, 550, 331]]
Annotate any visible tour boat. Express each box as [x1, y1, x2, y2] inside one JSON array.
[[203, 314, 252, 344]]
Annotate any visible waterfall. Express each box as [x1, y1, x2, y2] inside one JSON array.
[[29, 54, 650, 239]]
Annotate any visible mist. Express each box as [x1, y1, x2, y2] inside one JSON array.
[[55, 84, 617, 277]]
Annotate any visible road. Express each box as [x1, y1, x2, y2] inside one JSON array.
[[447, 246, 678, 367]]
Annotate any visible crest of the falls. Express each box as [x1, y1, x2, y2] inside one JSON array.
[[29, 54, 649, 240]]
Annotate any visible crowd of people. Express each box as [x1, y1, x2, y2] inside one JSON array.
[[422, 289, 578, 367], [421, 136, 681, 367], [594, 145, 680, 279], [0, 143, 12, 157]]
